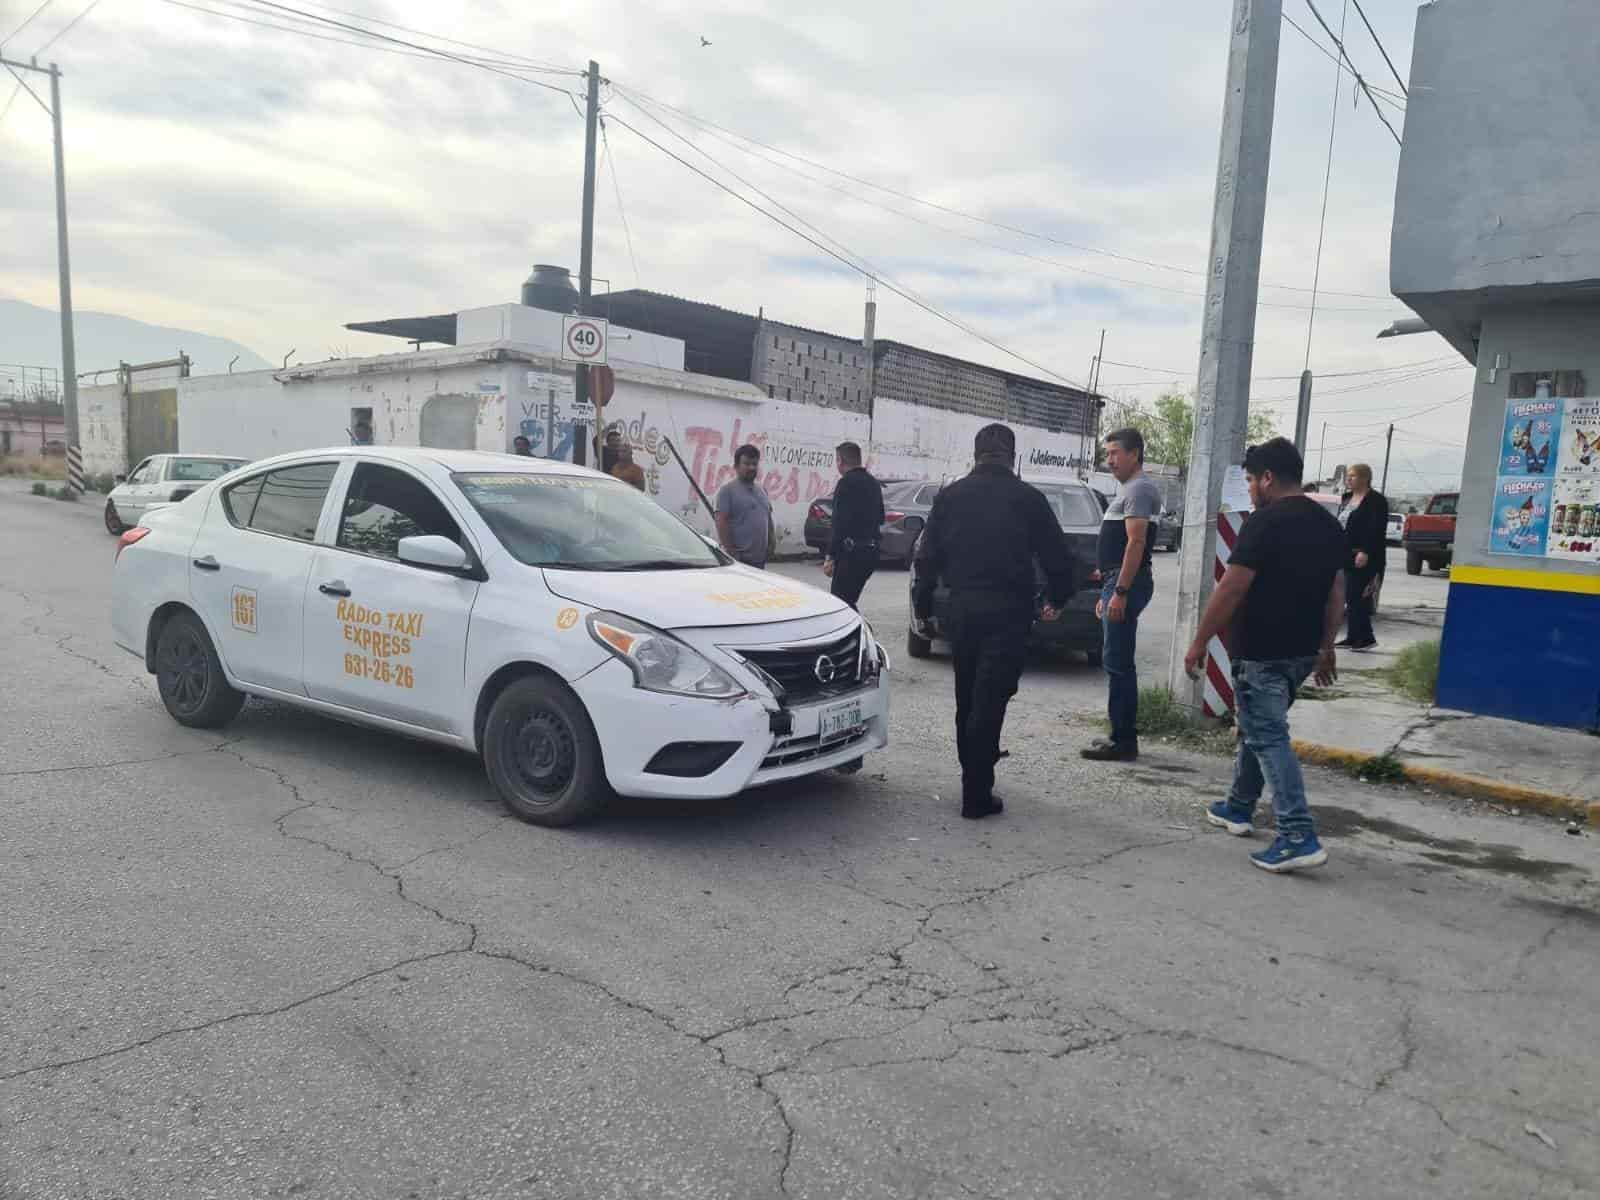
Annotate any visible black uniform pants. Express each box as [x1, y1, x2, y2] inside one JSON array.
[[944, 593, 1031, 809], [829, 547, 877, 609]]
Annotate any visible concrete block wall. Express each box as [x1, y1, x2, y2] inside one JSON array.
[[751, 319, 870, 412]]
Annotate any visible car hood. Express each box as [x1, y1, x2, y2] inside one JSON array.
[[541, 563, 848, 630]]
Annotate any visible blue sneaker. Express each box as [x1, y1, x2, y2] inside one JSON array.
[[1206, 801, 1253, 837], [1250, 833, 1329, 873]]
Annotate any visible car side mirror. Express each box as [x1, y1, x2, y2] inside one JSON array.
[[397, 534, 472, 573], [114, 473, 127, 483]]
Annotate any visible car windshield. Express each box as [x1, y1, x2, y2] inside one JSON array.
[[453, 471, 726, 570], [171, 458, 246, 482], [1035, 485, 1103, 528]]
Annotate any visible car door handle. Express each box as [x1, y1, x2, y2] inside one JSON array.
[[318, 580, 351, 597], [192, 555, 221, 571]]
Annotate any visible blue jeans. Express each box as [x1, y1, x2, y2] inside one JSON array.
[[1100, 568, 1154, 748], [1227, 657, 1319, 837]]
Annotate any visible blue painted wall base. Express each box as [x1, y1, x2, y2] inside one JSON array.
[[1437, 582, 1600, 731]]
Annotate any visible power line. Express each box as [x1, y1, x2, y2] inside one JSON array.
[[613, 81, 1400, 304], [1350, 0, 1408, 98], [1301, 0, 1403, 146], [33, 0, 103, 54], [1280, 10, 1405, 109], [1098, 354, 1458, 382], [286, 0, 583, 76], [213, 0, 582, 96], [1, 0, 57, 48], [1303, 0, 1349, 370], [603, 108, 1089, 391]]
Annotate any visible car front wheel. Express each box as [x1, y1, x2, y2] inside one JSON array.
[[155, 610, 246, 728], [484, 676, 609, 826], [104, 499, 125, 535]]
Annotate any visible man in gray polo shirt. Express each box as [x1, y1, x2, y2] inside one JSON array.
[[1082, 427, 1162, 762], [715, 443, 775, 568]]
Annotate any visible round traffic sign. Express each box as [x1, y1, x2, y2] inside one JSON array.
[[565, 319, 606, 362]]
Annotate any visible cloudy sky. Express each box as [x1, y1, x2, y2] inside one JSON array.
[[1, 0, 1469, 491]]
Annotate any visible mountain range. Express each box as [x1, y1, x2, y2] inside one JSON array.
[[0, 297, 271, 396]]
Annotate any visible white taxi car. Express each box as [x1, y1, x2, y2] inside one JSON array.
[[110, 447, 889, 824]]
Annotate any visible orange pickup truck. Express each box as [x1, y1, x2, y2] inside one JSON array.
[[1403, 491, 1458, 575]]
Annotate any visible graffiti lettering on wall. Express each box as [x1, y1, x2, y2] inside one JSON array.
[[682, 418, 842, 507]]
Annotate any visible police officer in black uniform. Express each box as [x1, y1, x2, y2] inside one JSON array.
[[822, 441, 884, 609], [912, 424, 1075, 819]]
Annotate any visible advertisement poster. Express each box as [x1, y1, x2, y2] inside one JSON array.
[[1547, 475, 1600, 564], [1488, 476, 1553, 557], [1554, 397, 1600, 479], [1498, 394, 1561, 475]]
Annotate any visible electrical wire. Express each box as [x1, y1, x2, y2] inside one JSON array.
[[284, 0, 583, 76], [1350, 0, 1408, 98], [613, 84, 1398, 315], [1, 0, 57, 48], [33, 0, 103, 54], [213, 0, 581, 96], [1303, 0, 1349, 370], [612, 81, 1400, 304], [604, 108, 1090, 391], [1281, 10, 1405, 109], [1301, 0, 1403, 146]]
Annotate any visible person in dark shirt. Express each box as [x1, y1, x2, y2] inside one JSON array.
[[1184, 438, 1346, 873], [1336, 463, 1389, 651], [822, 441, 884, 610], [913, 424, 1074, 820]]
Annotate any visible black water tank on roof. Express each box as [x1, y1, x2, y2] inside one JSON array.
[[521, 264, 579, 314]]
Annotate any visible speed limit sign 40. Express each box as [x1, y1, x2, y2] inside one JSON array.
[[561, 315, 609, 365]]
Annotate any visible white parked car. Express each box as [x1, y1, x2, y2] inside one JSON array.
[[110, 447, 890, 825], [105, 454, 249, 534]]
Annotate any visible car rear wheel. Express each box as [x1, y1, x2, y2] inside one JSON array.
[[1405, 550, 1423, 576], [155, 611, 246, 728], [906, 627, 932, 658], [104, 499, 125, 535], [484, 676, 608, 826]]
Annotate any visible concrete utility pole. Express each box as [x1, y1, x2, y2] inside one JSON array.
[[1169, 0, 1283, 705], [1380, 422, 1394, 493], [1317, 420, 1328, 481], [1293, 369, 1313, 454], [3, 57, 80, 492], [574, 58, 600, 467]]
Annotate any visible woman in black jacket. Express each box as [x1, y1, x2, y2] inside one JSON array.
[[1338, 464, 1389, 650]]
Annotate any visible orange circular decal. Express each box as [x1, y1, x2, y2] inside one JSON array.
[[556, 608, 580, 631]]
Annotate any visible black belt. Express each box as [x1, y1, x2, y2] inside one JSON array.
[[841, 538, 879, 554]]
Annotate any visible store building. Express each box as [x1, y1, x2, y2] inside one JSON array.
[[1390, 0, 1600, 729]]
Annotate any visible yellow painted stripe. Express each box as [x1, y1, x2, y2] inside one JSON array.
[[1450, 564, 1600, 595]]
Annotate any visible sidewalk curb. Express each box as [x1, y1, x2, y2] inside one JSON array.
[[1293, 740, 1596, 823]]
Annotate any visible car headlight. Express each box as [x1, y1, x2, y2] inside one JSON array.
[[858, 619, 888, 679], [587, 612, 746, 699]]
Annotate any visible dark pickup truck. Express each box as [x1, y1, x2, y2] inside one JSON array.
[[1403, 491, 1458, 574]]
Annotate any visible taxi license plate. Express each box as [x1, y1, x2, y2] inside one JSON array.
[[818, 698, 862, 745]]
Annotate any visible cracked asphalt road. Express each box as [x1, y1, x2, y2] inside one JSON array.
[[3, 486, 1597, 1199]]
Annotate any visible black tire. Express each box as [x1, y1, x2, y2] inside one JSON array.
[[906, 627, 932, 659], [1405, 550, 1423, 576], [155, 610, 246, 728], [104, 500, 125, 536], [1430, 558, 1448, 573], [483, 676, 608, 826]]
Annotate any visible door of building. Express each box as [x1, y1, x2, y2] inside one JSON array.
[[127, 388, 179, 465]]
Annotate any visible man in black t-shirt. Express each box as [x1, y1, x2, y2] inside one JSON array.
[[1183, 438, 1346, 874]]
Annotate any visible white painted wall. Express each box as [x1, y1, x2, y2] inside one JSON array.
[[78, 383, 125, 475], [171, 341, 1111, 555]]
